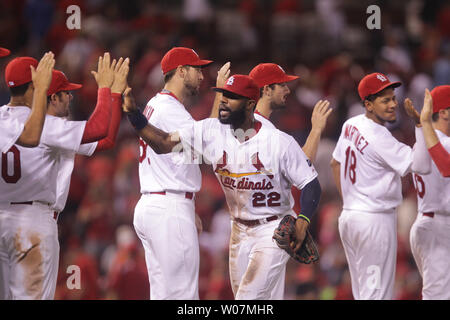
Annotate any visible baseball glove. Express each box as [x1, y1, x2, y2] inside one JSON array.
[[272, 215, 319, 264]]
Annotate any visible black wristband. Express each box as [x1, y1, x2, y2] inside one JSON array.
[[127, 110, 148, 131]]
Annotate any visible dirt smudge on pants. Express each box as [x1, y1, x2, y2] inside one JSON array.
[[14, 232, 44, 299]]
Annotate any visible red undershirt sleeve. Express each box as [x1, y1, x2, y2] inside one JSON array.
[[81, 87, 111, 144], [95, 93, 122, 151], [428, 142, 450, 177]]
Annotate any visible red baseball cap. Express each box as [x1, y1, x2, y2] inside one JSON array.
[[161, 47, 213, 74], [212, 74, 259, 101], [0, 47, 11, 57], [358, 72, 401, 100], [4, 57, 38, 87], [249, 63, 299, 88], [47, 70, 82, 96], [430, 85, 450, 114]]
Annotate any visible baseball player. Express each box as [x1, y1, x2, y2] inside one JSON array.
[[0, 52, 118, 299], [1, 52, 54, 153], [47, 60, 128, 216], [123, 74, 322, 300], [132, 47, 213, 300], [407, 86, 450, 299], [249, 63, 332, 162], [211, 62, 332, 162], [330, 72, 431, 300]]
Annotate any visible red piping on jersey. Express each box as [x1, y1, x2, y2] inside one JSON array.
[[255, 110, 270, 121], [81, 88, 111, 144], [96, 93, 122, 151], [159, 90, 181, 103]]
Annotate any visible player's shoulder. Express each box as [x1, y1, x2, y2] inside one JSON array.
[[255, 113, 275, 128], [0, 105, 30, 123], [148, 92, 191, 118], [436, 130, 450, 151], [264, 126, 298, 149], [150, 92, 184, 109]]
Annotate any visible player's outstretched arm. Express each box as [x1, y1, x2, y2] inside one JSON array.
[[209, 62, 231, 118], [420, 88, 450, 177], [302, 100, 332, 162], [420, 89, 440, 148], [330, 157, 342, 199], [81, 52, 115, 144], [17, 52, 55, 147], [404, 97, 431, 175], [95, 57, 130, 151], [122, 87, 179, 154], [291, 177, 321, 252]]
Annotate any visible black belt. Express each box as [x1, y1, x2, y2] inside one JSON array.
[[149, 191, 194, 200], [234, 215, 279, 227]]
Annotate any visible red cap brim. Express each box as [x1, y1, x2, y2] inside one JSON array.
[[63, 83, 82, 91], [188, 59, 213, 67], [280, 74, 299, 83], [212, 87, 258, 101], [373, 81, 402, 95], [0, 47, 11, 57]]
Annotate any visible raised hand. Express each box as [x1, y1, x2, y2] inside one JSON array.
[[404, 98, 420, 125], [420, 89, 433, 125], [311, 99, 332, 133], [216, 61, 231, 87], [122, 87, 137, 113], [111, 57, 130, 94], [31, 51, 55, 91], [91, 52, 115, 88]]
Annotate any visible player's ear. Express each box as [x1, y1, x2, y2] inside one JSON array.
[[247, 100, 256, 110], [262, 85, 271, 97], [363, 99, 372, 111], [176, 65, 186, 79]]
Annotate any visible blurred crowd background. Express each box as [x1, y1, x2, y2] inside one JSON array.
[[0, 0, 449, 300]]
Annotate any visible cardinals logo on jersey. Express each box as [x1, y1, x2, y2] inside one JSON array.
[[214, 151, 274, 190]]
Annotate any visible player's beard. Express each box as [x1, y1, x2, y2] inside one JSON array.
[[219, 101, 247, 127], [270, 99, 286, 111], [184, 77, 200, 97]]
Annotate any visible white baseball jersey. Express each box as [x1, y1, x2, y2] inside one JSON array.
[[412, 130, 450, 215], [178, 118, 317, 220], [332, 114, 418, 212], [53, 142, 97, 212], [0, 106, 88, 206], [139, 92, 201, 193], [0, 106, 24, 153]]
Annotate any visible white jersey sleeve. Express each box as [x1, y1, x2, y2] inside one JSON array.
[[280, 136, 318, 190], [371, 132, 413, 178], [40, 115, 87, 152], [78, 142, 97, 156]]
